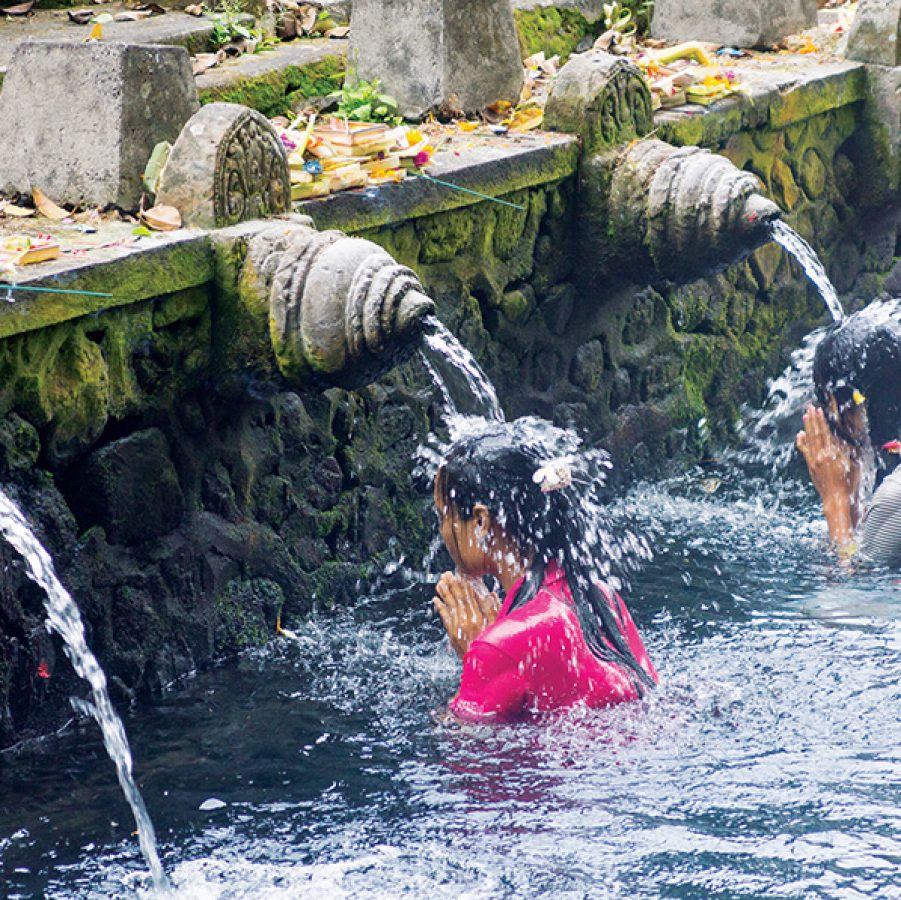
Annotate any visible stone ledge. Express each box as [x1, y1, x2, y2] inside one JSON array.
[[655, 55, 868, 147], [0, 229, 214, 339], [0, 8, 214, 85], [295, 131, 580, 233], [197, 40, 346, 117]]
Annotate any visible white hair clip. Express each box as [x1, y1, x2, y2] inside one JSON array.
[[532, 458, 573, 493]]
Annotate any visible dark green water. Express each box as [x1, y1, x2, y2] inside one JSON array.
[[1, 473, 899, 899]]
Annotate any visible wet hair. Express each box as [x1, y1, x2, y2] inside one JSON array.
[[813, 310, 901, 461], [434, 417, 655, 695]]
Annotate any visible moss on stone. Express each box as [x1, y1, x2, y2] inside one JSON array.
[[514, 6, 598, 61], [199, 55, 345, 117]]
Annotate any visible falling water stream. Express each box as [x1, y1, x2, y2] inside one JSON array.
[[771, 220, 846, 323], [0, 493, 169, 893]]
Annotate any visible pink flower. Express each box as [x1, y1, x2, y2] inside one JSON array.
[[414, 150, 431, 167]]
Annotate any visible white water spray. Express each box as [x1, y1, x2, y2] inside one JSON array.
[[0, 490, 169, 892]]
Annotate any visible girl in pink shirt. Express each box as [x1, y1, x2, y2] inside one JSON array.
[[432, 419, 658, 724]]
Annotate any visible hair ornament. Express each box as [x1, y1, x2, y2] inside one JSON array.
[[532, 457, 573, 493], [852, 389, 866, 406], [882, 439, 901, 454]]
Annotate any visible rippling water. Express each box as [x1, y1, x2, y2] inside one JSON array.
[[1, 467, 899, 899]]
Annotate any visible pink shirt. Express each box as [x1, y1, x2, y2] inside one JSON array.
[[449, 561, 658, 724]]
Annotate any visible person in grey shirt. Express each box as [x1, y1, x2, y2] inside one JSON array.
[[796, 307, 901, 566]]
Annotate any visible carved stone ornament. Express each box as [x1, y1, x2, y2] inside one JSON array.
[[157, 103, 290, 229], [544, 51, 654, 154], [244, 225, 436, 388], [607, 140, 782, 282]]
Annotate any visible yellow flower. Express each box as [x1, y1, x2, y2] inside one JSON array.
[[852, 389, 866, 406]]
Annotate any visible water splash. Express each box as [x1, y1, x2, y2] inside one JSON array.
[[736, 298, 901, 473], [420, 316, 504, 423], [0, 490, 169, 892], [421, 415, 652, 588], [771, 220, 845, 323]]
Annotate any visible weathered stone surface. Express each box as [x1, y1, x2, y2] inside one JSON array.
[[76, 428, 185, 546], [845, 0, 901, 66], [239, 224, 436, 387], [603, 140, 781, 283], [0, 41, 198, 210], [651, 0, 817, 47], [349, 0, 523, 118], [545, 50, 653, 153], [157, 103, 291, 229]]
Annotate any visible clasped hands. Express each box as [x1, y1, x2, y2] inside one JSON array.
[[433, 572, 500, 659]]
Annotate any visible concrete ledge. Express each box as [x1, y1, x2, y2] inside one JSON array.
[[0, 230, 213, 339], [296, 131, 580, 233], [655, 56, 867, 147], [0, 9, 215, 85]]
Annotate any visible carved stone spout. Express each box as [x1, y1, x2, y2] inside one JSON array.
[[239, 224, 436, 389], [607, 140, 781, 282], [545, 50, 783, 286]]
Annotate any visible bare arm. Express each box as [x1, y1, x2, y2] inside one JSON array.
[[796, 405, 860, 554]]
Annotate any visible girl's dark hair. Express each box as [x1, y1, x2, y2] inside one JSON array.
[[435, 418, 655, 695], [813, 311, 901, 466]]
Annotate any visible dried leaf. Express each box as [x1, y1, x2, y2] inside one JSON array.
[[192, 52, 222, 74], [67, 8, 93, 23], [1, 1, 35, 15], [32, 187, 70, 221], [297, 4, 316, 33], [481, 99, 512, 124], [133, 3, 166, 15], [184, 3, 203, 13], [84, 22, 103, 40], [325, 25, 348, 38], [277, 13, 297, 39], [141, 204, 181, 231], [114, 10, 151, 21], [519, 80, 533, 104], [507, 106, 543, 133], [2, 203, 36, 217]]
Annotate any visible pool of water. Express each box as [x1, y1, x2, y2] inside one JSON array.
[[1, 470, 899, 899]]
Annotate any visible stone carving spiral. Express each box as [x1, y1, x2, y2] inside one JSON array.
[[545, 51, 654, 153], [607, 139, 781, 281], [213, 110, 291, 227], [246, 225, 436, 388]]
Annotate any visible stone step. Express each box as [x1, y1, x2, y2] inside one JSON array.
[[195, 37, 347, 113], [0, 5, 215, 82]]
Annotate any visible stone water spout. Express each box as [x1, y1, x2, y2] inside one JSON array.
[[606, 140, 781, 282], [235, 224, 436, 389], [545, 50, 782, 285]]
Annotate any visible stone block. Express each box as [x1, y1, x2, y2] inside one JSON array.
[[0, 40, 198, 210], [77, 428, 185, 546], [846, 0, 901, 66], [348, 0, 523, 119], [157, 103, 291, 229], [651, 0, 817, 47]]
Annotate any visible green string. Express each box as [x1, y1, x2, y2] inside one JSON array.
[[0, 284, 114, 298], [414, 173, 527, 210]]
